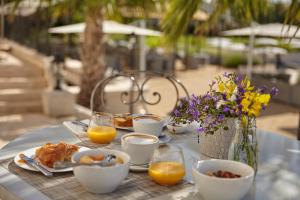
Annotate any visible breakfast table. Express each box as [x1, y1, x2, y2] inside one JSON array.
[[0, 123, 300, 200]]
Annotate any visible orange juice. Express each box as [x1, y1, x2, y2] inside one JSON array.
[[87, 126, 117, 144], [149, 161, 185, 186]]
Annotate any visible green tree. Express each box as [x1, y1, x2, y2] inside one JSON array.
[[10, 0, 163, 107], [161, 0, 299, 42]]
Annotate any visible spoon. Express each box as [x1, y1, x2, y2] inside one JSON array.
[[53, 154, 116, 169]]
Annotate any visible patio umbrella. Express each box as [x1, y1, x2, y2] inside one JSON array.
[[48, 20, 161, 36], [223, 23, 300, 38], [254, 47, 287, 55], [222, 23, 300, 77], [49, 20, 161, 72], [255, 38, 278, 46], [283, 38, 300, 49]]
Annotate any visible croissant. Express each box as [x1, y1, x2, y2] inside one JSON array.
[[35, 142, 79, 168]]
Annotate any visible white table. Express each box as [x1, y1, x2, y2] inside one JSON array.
[[0, 125, 300, 200]]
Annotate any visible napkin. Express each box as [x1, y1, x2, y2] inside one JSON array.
[[63, 120, 89, 136]]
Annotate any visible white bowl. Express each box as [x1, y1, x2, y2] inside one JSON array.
[[192, 159, 254, 200], [72, 149, 130, 194], [167, 123, 188, 134]]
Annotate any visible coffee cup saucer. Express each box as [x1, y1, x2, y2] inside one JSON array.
[[158, 134, 171, 145], [129, 163, 149, 172]]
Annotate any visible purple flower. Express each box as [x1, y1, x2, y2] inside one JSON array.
[[270, 87, 279, 97], [224, 72, 230, 78], [189, 101, 195, 109], [235, 75, 243, 84], [197, 127, 205, 133], [204, 105, 209, 111], [174, 109, 180, 117], [192, 109, 200, 119], [218, 114, 225, 121], [212, 96, 218, 102], [238, 86, 245, 95], [258, 86, 267, 93], [223, 107, 230, 112]]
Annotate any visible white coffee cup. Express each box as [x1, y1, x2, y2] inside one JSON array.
[[121, 133, 159, 165], [132, 115, 164, 136]]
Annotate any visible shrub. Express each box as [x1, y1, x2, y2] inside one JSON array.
[[223, 53, 261, 68]]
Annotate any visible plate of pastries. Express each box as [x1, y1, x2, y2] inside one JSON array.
[[14, 142, 89, 172]]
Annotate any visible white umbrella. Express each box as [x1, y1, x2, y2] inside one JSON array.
[[255, 38, 278, 46], [207, 38, 246, 51], [254, 47, 287, 55], [222, 23, 300, 77], [284, 38, 300, 48], [49, 20, 161, 72], [223, 23, 300, 38], [48, 20, 161, 36]]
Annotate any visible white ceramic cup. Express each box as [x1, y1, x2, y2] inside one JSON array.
[[132, 115, 164, 136], [121, 133, 159, 165]]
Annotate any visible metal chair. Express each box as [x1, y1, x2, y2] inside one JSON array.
[[90, 71, 189, 114]]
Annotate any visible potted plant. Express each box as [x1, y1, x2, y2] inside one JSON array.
[[42, 53, 75, 117], [172, 73, 278, 171]]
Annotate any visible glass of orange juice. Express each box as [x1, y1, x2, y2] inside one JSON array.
[[149, 145, 185, 186], [87, 112, 117, 144]]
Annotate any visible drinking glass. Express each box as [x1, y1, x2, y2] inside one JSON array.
[[87, 112, 117, 144], [148, 145, 185, 186]]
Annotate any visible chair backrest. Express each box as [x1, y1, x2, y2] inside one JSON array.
[[90, 71, 189, 114]]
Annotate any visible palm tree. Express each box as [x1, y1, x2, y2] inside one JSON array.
[[161, 0, 299, 42], [9, 0, 163, 107]]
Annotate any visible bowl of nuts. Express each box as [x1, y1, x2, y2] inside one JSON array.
[[192, 159, 254, 200]]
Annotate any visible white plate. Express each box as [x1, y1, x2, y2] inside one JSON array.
[[115, 116, 171, 132], [115, 126, 134, 131], [14, 146, 89, 173]]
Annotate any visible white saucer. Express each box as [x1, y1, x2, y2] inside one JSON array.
[[129, 163, 149, 172], [158, 134, 172, 145]]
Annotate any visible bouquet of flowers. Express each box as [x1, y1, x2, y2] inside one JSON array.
[[172, 73, 278, 134], [173, 73, 278, 169]]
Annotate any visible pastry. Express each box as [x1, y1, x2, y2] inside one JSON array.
[[35, 142, 79, 168]]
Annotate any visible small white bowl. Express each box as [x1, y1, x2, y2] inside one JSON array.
[[192, 159, 254, 200], [72, 149, 130, 194], [167, 123, 188, 134]]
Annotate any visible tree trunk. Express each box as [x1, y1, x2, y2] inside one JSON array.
[[77, 6, 105, 109]]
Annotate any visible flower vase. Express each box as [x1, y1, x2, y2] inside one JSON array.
[[199, 118, 236, 159], [228, 117, 258, 173]]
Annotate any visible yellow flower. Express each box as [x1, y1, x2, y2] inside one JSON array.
[[257, 94, 270, 105], [218, 82, 225, 92], [241, 92, 269, 117], [218, 81, 237, 100], [226, 82, 236, 98], [242, 78, 254, 91]]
